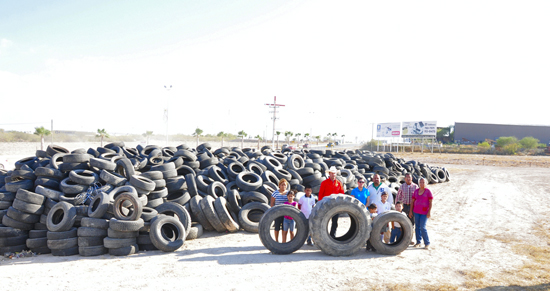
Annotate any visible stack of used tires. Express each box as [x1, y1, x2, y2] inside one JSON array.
[[0, 142, 448, 257], [46, 202, 78, 256]]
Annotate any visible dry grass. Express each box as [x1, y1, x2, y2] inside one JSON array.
[[394, 152, 550, 168]]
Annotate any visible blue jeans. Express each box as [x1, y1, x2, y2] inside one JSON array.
[[283, 218, 295, 232], [414, 213, 430, 245], [390, 227, 402, 243]]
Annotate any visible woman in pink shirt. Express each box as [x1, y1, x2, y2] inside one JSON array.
[[409, 178, 433, 249]]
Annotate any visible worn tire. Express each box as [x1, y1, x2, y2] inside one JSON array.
[[238, 202, 270, 233], [369, 211, 413, 255], [200, 195, 226, 232], [258, 204, 309, 254], [155, 202, 191, 234], [46, 202, 76, 232], [213, 197, 239, 232], [309, 194, 371, 256], [149, 215, 185, 252], [189, 196, 214, 231]]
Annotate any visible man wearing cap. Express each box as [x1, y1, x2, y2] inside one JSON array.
[[366, 174, 394, 206], [318, 166, 345, 237]]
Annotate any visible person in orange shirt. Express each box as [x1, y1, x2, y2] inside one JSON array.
[[318, 166, 345, 237]]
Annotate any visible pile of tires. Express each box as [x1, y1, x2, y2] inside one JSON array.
[[0, 142, 447, 258]]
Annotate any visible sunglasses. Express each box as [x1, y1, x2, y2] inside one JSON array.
[[358, 181, 365, 183]]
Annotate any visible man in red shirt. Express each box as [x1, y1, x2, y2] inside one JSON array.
[[318, 166, 345, 237]]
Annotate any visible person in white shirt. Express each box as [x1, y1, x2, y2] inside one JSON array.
[[298, 184, 316, 245], [374, 191, 392, 243], [367, 174, 394, 206]]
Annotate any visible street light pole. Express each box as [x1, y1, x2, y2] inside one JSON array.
[[164, 85, 172, 146]]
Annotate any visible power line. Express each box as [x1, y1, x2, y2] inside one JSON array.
[[264, 96, 285, 148]]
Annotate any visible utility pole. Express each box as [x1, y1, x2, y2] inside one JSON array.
[[265, 96, 285, 148], [164, 85, 172, 146]]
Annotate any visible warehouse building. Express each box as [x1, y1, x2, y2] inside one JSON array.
[[454, 122, 550, 144]]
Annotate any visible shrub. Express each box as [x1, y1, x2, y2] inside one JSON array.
[[478, 142, 491, 149], [519, 136, 540, 149], [502, 143, 519, 155], [496, 136, 518, 148]]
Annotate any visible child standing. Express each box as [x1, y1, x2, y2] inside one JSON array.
[[298, 185, 316, 245], [390, 202, 405, 243], [366, 203, 378, 252], [375, 191, 392, 243], [282, 190, 298, 243]]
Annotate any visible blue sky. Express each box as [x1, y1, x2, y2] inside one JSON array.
[[1, 0, 549, 143]]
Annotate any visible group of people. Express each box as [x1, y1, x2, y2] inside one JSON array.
[[269, 166, 433, 251]]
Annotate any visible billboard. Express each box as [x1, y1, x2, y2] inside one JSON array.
[[376, 123, 401, 138], [402, 121, 437, 137]]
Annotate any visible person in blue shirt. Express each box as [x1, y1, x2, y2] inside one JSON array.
[[351, 178, 370, 206]]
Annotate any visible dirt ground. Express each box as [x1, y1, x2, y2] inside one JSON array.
[[1, 149, 550, 290]]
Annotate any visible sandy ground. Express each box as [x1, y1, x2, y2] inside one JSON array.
[[1, 145, 550, 290]]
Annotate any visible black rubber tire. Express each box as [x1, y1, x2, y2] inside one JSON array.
[[149, 215, 185, 252], [0, 226, 29, 237], [200, 195, 226, 232], [369, 211, 413, 255], [47, 228, 77, 241], [88, 192, 110, 218], [35, 186, 62, 201], [79, 245, 107, 256], [213, 197, 239, 232], [238, 202, 270, 233], [0, 234, 29, 247], [16, 189, 46, 205], [138, 207, 156, 222], [100, 170, 127, 186], [77, 227, 108, 237], [107, 228, 138, 238], [114, 158, 136, 179], [165, 190, 190, 206], [207, 181, 226, 198], [309, 194, 371, 256], [225, 189, 242, 215], [6, 206, 40, 224], [46, 202, 76, 232], [60, 178, 88, 195], [90, 158, 117, 171], [103, 237, 137, 249], [258, 204, 309, 254], [185, 173, 199, 197], [130, 175, 156, 191], [29, 229, 48, 238], [50, 246, 79, 256], [78, 236, 106, 247], [47, 237, 78, 249], [261, 170, 279, 185], [236, 172, 262, 192], [109, 218, 144, 232], [69, 169, 98, 186], [113, 193, 142, 221], [155, 202, 192, 234], [186, 223, 203, 240], [240, 191, 269, 205], [5, 179, 34, 193], [26, 237, 48, 249], [189, 196, 214, 231], [12, 198, 44, 215]]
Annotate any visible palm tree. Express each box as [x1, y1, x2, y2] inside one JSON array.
[[295, 133, 301, 143], [304, 133, 310, 142], [238, 130, 247, 148], [96, 129, 109, 147], [143, 131, 153, 145], [255, 135, 262, 149], [193, 128, 203, 146], [327, 133, 332, 141], [341, 134, 345, 144], [284, 131, 293, 143], [34, 126, 51, 150], [314, 135, 321, 145], [217, 131, 226, 147], [276, 131, 281, 149]]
